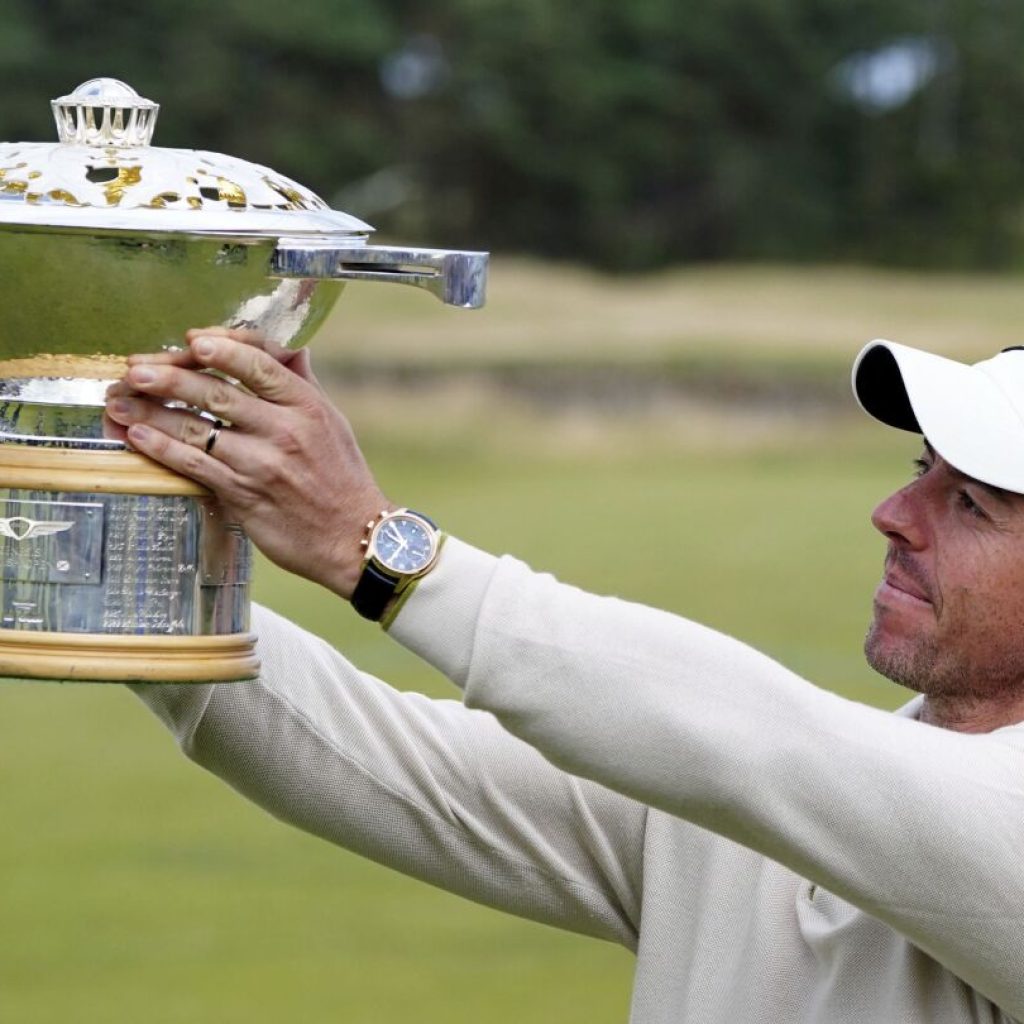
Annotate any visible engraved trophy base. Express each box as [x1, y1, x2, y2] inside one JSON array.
[[0, 378, 259, 684]]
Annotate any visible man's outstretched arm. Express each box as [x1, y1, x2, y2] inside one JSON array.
[[133, 601, 647, 948]]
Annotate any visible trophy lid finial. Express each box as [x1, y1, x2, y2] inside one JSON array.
[[51, 78, 160, 148]]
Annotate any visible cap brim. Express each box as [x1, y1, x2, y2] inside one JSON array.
[[853, 339, 1024, 493]]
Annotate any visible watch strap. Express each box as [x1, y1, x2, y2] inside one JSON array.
[[351, 561, 401, 622], [407, 509, 436, 529]]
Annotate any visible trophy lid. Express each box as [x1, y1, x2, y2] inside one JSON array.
[[0, 78, 371, 238]]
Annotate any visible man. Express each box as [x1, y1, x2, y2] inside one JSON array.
[[104, 333, 1024, 1022]]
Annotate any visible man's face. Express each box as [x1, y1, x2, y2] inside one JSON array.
[[866, 441, 1024, 700]]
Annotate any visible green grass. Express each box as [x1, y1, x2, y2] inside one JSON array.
[[0, 416, 918, 1023]]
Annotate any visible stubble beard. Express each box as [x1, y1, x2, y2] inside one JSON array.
[[864, 611, 1024, 701], [863, 618, 950, 695]]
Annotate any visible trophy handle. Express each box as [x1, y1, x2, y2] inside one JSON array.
[[271, 243, 488, 309]]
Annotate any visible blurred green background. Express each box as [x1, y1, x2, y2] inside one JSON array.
[[5, 2, 1024, 1022], [5, 0, 1024, 269]]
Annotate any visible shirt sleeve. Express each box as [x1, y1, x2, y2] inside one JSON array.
[[389, 537, 1024, 1019], [130, 601, 646, 949]]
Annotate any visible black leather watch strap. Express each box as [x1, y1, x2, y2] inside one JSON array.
[[351, 561, 401, 622], [407, 509, 436, 529]]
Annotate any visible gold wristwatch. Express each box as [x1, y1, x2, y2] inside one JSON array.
[[351, 508, 441, 622]]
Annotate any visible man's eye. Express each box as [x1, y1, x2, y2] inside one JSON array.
[[912, 458, 931, 478], [958, 490, 987, 519]]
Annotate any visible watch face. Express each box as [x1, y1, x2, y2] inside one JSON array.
[[373, 514, 437, 575]]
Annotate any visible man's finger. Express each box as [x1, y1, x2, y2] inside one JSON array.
[[125, 423, 239, 496], [286, 347, 325, 391], [187, 326, 296, 366], [188, 335, 311, 406], [128, 327, 246, 368], [105, 379, 136, 399], [106, 396, 263, 474], [108, 396, 219, 448], [121, 364, 265, 430], [125, 347, 196, 369], [129, 328, 296, 369], [102, 411, 129, 444], [185, 325, 262, 345]]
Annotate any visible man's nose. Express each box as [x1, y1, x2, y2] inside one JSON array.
[[871, 484, 927, 550]]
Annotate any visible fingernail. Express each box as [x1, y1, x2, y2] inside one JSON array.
[[194, 338, 216, 359], [127, 424, 152, 443], [107, 398, 132, 416], [130, 368, 156, 386]]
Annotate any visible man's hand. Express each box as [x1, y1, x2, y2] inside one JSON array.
[[105, 328, 393, 600]]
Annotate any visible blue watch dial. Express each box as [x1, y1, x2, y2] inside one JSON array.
[[373, 515, 436, 574]]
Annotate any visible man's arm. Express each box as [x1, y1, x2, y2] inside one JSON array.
[[390, 536, 1024, 1019], [132, 601, 646, 949], [107, 332, 655, 950]]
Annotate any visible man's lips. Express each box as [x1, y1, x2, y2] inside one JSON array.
[[878, 567, 933, 608]]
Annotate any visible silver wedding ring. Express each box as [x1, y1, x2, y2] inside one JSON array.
[[204, 419, 223, 455]]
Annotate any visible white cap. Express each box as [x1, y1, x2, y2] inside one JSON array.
[[853, 340, 1024, 494]]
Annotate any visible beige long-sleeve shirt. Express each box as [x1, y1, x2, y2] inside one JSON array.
[[135, 538, 1024, 1023]]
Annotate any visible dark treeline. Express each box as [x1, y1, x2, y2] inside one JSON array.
[[2, 0, 1023, 271]]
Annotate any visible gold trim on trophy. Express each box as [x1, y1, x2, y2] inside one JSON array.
[[0, 628, 259, 682], [0, 444, 209, 496]]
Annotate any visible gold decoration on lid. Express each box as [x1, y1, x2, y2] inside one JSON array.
[[102, 165, 142, 206]]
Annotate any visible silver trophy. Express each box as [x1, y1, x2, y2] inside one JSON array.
[[0, 78, 488, 684]]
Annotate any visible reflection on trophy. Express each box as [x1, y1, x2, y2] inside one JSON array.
[[0, 78, 488, 684]]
